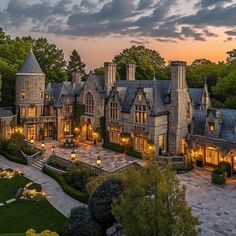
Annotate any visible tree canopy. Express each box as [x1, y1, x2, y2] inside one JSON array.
[[112, 162, 199, 236], [113, 45, 166, 80]]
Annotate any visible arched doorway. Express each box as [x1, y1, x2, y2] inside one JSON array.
[[226, 150, 236, 174], [80, 122, 93, 141]]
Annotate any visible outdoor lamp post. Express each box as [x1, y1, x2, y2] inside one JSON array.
[[71, 150, 76, 160], [96, 155, 101, 166], [52, 145, 55, 155], [41, 141, 45, 149]]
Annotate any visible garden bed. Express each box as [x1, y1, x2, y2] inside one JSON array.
[[173, 163, 194, 174]]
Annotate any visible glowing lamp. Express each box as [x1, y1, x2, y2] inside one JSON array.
[[96, 155, 101, 166], [71, 150, 76, 160], [41, 142, 45, 149], [52, 145, 55, 154], [30, 137, 34, 145]]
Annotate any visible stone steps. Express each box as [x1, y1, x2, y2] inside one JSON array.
[[31, 159, 46, 171]]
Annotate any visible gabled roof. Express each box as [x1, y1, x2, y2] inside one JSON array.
[[17, 50, 44, 75], [193, 109, 236, 143], [115, 80, 170, 115], [189, 88, 203, 107]]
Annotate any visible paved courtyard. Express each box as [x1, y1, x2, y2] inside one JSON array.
[[38, 141, 144, 172], [179, 168, 236, 236]]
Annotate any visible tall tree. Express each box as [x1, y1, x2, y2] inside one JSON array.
[[67, 50, 86, 80], [23, 36, 68, 83], [226, 49, 236, 64], [112, 162, 199, 236], [113, 45, 165, 80], [192, 58, 213, 65]]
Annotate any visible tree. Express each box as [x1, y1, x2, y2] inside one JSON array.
[[23, 36, 68, 83], [113, 45, 165, 80], [93, 67, 104, 76], [63, 206, 102, 236], [88, 177, 123, 229], [192, 58, 213, 65], [226, 49, 236, 64], [112, 162, 199, 236], [67, 50, 86, 80]]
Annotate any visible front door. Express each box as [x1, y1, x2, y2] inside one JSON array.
[[86, 123, 93, 141], [205, 147, 218, 166], [27, 124, 37, 140]]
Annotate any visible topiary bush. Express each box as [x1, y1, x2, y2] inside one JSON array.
[[48, 158, 70, 171], [63, 206, 102, 236], [218, 161, 232, 177], [212, 168, 226, 185], [88, 177, 123, 230], [174, 163, 194, 174]]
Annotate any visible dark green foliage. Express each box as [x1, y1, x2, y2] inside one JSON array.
[[42, 166, 88, 203], [67, 49, 86, 80], [93, 67, 104, 75], [102, 142, 124, 153], [174, 163, 194, 174], [113, 45, 165, 80], [64, 165, 97, 192], [0, 149, 27, 165], [218, 161, 232, 177], [126, 149, 143, 159], [48, 158, 70, 171], [75, 103, 85, 125], [88, 177, 123, 229], [212, 169, 226, 185], [63, 206, 102, 236], [99, 116, 106, 140]]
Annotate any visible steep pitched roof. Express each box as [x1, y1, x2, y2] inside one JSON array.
[[17, 50, 44, 75], [189, 88, 203, 107], [115, 80, 170, 115], [193, 109, 236, 143], [0, 107, 14, 117]]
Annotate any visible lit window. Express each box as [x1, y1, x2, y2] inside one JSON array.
[[134, 134, 145, 152], [208, 122, 215, 132], [109, 126, 120, 143], [110, 103, 118, 119], [85, 92, 94, 114], [20, 107, 26, 117], [135, 105, 147, 124], [45, 94, 49, 100], [28, 107, 37, 117], [21, 92, 26, 99], [159, 134, 167, 151]]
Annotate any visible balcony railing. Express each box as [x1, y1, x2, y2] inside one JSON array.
[[40, 116, 56, 123]]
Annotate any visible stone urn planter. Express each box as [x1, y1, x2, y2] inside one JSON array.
[[212, 169, 226, 185]]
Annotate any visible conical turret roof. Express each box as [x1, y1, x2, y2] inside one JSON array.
[[17, 49, 44, 75]]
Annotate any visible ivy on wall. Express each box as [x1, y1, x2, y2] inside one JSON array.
[[75, 103, 85, 125]]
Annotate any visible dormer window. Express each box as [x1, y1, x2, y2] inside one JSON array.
[[45, 94, 49, 100], [208, 122, 215, 132], [21, 92, 26, 99], [135, 105, 147, 124], [110, 103, 118, 119]]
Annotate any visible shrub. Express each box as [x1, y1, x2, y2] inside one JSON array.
[[174, 163, 194, 174], [88, 177, 123, 229], [126, 149, 143, 159], [64, 166, 97, 192], [26, 182, 42, 192], [86, 172, 126, 196], [212, 168, 226, 185], [48, 159, 70, 171], [0, 149, 27, 164], [218, 161, 232, 177], [63, 206, 102, 236], [102, 142, 124, 153], [26, 228, 59, 236], [42, 166, 88, 203]]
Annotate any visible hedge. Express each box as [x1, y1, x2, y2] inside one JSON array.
[[42, 166, 89, 203], [102, 142, 143, 159], [212, 168, 226, 185], [0, 149, 27, 165]]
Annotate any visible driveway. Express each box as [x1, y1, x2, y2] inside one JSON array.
[[179, 168, 236, 236]]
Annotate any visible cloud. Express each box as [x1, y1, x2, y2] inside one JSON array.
[[0, 0, 236, 42], [129, 39, 150, 44]]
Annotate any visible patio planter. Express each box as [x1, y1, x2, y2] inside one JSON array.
[[212, 169, 226, 185]]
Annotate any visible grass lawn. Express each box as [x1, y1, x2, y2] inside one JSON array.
[[0, 175, 29, 202], [0, 174, 67, 235]]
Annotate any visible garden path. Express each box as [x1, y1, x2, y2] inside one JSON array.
[[0, 156, 85, 217]]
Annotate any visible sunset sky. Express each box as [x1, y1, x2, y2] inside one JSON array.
[[0, 0, 236, 69]]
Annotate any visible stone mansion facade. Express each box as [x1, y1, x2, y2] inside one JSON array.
[[2, 50, 236, 172]]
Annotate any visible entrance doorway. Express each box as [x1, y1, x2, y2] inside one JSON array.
[[205, 147, 218, 166], [27, 124, 37, 140], [81, 122, 93, 141], [44, 123, 54, 138]]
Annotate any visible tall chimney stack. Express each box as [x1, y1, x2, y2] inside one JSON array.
[[126, 64, 136, 80], [104, 62, 117, 95]]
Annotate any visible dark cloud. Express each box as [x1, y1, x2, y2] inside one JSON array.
[[0, 0, 236, 42]]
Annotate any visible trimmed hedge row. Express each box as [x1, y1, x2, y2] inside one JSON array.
[[102, 142, 143, 159], [0, 149, 27, 165], [42, 166, 89, 203]]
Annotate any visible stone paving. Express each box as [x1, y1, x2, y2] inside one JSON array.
[[38, 141, 144, 172], [178, 168, 236, 236], [0, 156, 86, 217]]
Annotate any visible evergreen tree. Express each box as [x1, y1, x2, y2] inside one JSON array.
[[67, 50, 86, 80]]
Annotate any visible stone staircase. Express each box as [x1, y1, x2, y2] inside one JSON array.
[[31, 159, 46, 171]]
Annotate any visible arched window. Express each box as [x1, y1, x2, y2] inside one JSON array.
[[85, 92, 94, 114]]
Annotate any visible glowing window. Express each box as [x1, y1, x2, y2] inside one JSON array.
[[208, 122, 215, 132], [28, 107, 37, 117], [85, 92, 94, 114]]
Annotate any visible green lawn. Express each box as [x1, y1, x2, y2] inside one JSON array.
[[0, 174, 67, 235], [0, 175, 29, 202]]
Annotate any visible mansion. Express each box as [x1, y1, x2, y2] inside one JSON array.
[[1, 50, 236, 173]]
